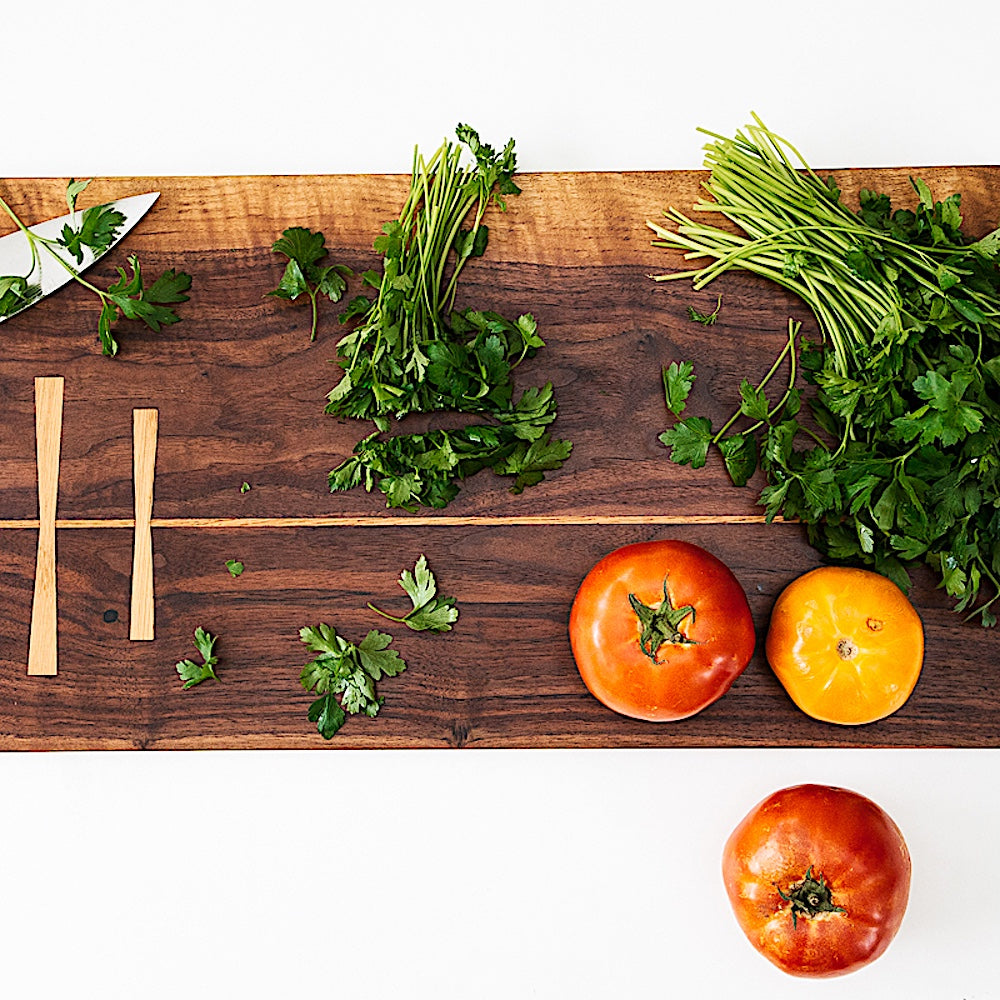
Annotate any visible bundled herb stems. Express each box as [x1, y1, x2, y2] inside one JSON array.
[[327, 125, 572, 510], [654, 115, 1000, 625]]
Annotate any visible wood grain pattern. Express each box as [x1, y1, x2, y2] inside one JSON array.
[[1, 169, 998, 747], [129, 408, 157, 640], [26, 375, 63, 676]]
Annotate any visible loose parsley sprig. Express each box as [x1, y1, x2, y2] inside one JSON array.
[[267, 226, 351, 341], [0, 178, 191, 355], [367, 554, 459, 632], [324, 125, 571, 508], [175, 627, 221, 689], [298, 625, 407, 738]]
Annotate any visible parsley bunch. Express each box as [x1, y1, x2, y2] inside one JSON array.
[[0, 179, 190, 355], [654, 117, 1000, 625], [326, 125, 571, 509]]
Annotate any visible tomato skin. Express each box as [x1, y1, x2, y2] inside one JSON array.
[[766, 566, 924, 725], [569, 540, 755, 721], [723, 784, 911, 978]]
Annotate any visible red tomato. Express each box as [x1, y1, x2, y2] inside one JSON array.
[[722, 783, 911, 977], [569, 540, 755, 720]]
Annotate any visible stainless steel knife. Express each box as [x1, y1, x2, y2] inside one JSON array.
[[0, 190, 160, 323]]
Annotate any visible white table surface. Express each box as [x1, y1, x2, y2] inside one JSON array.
[[3, 1, 999, 997]]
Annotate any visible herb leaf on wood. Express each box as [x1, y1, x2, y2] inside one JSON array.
[[298, 624, 407, 738], [175, 627, 221, 689], [368, 554, 459, 632], [267, 226, 352, 341]]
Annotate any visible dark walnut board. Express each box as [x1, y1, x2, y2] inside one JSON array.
[[1, 168, 998, 750]]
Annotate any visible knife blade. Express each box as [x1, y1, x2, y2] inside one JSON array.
[[0, 190, 160, 323]]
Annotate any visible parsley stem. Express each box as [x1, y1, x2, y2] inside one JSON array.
[[0, 192, 107, 298], [712, 319, 799, 444]]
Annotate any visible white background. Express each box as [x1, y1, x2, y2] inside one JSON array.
[[3, 1, 1000, 997]]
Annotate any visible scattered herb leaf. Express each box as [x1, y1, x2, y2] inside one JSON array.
[[662, 360, 696, 416], [175, 627, 221, 689], [267, 226, 352, 341], [687, 295, 722, 325], [298, 625, 406, 738], [240, 481, 251, 494], [368, 554, 459, 632], [225, 559, 244, 577]]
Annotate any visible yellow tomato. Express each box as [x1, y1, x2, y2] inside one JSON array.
[[765, 567, 923, 725]]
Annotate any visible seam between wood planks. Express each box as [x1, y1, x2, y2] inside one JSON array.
[[0, 514, 794, 529]]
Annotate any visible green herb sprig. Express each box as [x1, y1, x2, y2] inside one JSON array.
[[175, 627, 221, 689], [267, 226, 351, 341], [0, 178, 191, 355], [298, 625, 406, 738], [367, 554, 459, 632], [653, 117, 1000, 625]]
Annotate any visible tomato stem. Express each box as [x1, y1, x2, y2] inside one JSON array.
[[628, 575, 698, 662], [777, 867, 846, 928]]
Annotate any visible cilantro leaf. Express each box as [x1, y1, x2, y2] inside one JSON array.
[[175, 626, 221, 689], [225, 559, 244, 577], [368, 554, 460, 633], [298, 624, 406, 738], [662, 360, 696, 416]]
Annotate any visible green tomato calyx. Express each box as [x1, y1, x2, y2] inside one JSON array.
[[628, 574, 698, 663]]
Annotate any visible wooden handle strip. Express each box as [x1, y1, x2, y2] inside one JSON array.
[[27, 376, 64, 676], [129, 409, 158, 641]]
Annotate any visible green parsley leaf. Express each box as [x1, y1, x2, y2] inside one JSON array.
[[240, 481, 251, 494], [368, 554, 459, 633], [662, 360, 696, 416], [65, 178, 92, 214], [659, 416, 713, 468], [99, 255, 192, 355], [175, 626, 221, 689], [717, 432, 758, 486], [268, 226, 352, 341], [298, 624, 406, 738], [225, 559, 244, 577], [59, 202, 126, 264]]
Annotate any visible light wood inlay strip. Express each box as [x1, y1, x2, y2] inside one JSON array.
[[0, 513, 794, 529], [129, 409, 158, 641], [27, 376, 64, 676]]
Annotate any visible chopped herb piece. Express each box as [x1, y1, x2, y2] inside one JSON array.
[[175, 626, 221, 689], [225, 559, 244, 577], [687, 295, 722, 325]]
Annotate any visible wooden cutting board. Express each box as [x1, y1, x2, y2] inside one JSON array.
[[1, 168, 998, 749]]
